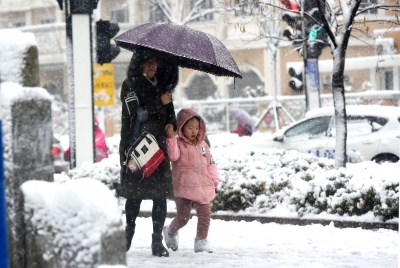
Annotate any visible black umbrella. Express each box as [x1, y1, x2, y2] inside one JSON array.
[[114, 22, 242, 79]]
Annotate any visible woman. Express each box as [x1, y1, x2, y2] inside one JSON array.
[[119, 47, 178, 257]]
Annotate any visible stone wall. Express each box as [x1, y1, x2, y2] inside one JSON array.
[[21, 179, 126, 268]]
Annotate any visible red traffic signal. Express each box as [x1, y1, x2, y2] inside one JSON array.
[[281, 0, 300, 11]]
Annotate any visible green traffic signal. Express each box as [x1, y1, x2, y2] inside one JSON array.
[[309, 26, 324, 42]]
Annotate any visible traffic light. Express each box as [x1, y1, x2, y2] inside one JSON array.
[[309, 26, 324, 42], [288, 67, 303, 92], [70, 0, 100, 14], [281, 1, 302, 47], [56, 0, 63, 10], [282, 0, 329, 58], [96, 20, 121, 65]]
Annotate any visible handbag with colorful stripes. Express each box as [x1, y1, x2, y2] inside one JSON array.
[[123, 106, 165, 182]]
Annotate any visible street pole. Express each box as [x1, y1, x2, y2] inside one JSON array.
[[63, 0, 98, 168], [306, 58, 321, 109], [71, 13, 95, 167], [302, 0, 321, 111], [301, 0, 309, 112]]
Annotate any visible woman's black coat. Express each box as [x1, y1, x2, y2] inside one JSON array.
[[119, 53, 178, 200]]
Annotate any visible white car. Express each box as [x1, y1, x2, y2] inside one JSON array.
[[258, 105, 400, 163]]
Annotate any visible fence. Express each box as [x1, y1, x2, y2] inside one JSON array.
[[178, 91, 400, 133]]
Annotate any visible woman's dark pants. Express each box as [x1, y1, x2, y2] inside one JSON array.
[[125, 198, 167, 251]]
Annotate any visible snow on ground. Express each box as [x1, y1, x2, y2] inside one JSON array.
[[125, 216, 398, 268]]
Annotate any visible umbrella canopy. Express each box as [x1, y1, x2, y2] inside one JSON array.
[[114, 22, 242, 79], [229, 107, 255, 132]]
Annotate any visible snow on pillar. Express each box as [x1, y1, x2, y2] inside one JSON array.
[[0, 29, 54, 268]]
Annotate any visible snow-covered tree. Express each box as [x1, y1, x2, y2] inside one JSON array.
[[148, 0, 225, 25], [224, 0, 400, 168], [229, 1, 283, 99], [309, 0, 399, 168]]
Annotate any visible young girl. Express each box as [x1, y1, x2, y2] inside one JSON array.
[[163, 108, 220, 253]]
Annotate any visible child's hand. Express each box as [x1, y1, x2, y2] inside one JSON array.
[[165, 123, 175, 138]]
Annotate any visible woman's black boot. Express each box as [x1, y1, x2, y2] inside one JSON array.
[[151, 233, 169, 257], [125, 224, 135, 252]]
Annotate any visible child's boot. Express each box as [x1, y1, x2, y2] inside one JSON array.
[[151, 233, 169, 257], [194, 237, 213, 253], [163, 225, 179, 251]]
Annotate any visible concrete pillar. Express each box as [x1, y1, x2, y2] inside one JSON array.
[[25, 10, 32, 26], [218, 76, 229, 99], [128, 0, 136, 24], [392, 66, 399, 91], [2, 86, 53, 268], [264, 47, 272, 96], [370, 68, 377, 90], [21, 46, 40, 87]]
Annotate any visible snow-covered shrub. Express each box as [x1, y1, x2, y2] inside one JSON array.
[[66, 154, 121, 192], [374, 184, 399, 221], [211, 149, 399, 222], [64, 145, 399, 222], [21, 178, 126, 267]]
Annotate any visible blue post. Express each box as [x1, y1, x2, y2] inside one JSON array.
[[0, 73, 9, 267]]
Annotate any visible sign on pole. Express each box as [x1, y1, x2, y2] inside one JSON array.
[[93, 64, 115, 106], [306, 59, 321, 110]]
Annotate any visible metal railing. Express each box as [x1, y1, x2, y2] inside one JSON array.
[[179, 91, 400, 133]]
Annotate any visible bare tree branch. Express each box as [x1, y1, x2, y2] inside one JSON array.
[[316, 0, 337, 48], [148, 0, 175, 23], [356, 4, 400, 16], [178, 0, 185, 22], [341, 0, 363, 50]]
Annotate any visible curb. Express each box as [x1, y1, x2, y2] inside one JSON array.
[[136, 211, 398, 231]]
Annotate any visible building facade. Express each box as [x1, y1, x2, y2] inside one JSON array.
[[0, 0, 399, 102]]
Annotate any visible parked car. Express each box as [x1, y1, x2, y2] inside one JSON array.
[[253, 105, 400, 163], [53, 136, 69, 173]]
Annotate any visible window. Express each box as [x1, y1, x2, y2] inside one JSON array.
[[8, 21, 25, 28], [330, 116, 388, 136], [149, 4, 167, 23], [384, 70, 394, 90], [40, 18, 55, 24], [230, 70, 264, 98], [111, 9, 129, 23], [359, 0, 378, 14], [185, 75, 217, 100], [190, 0, 213, 21], [284, 116, 331, 140]]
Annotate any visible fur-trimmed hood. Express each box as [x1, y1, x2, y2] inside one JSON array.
[[127, 47, 179, 92]]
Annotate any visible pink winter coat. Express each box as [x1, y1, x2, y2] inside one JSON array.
[[166, 108, 220, 204]]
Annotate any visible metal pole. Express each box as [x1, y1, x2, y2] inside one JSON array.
[[0, 72, 10, 268], [301, 0, 309, 112], [65, 0, 77, 168]]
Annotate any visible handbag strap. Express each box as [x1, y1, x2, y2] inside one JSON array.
[[133, 105, 144, 139]]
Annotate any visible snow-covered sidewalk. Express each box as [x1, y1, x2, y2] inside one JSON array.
[[126, 216, 398, 268]]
